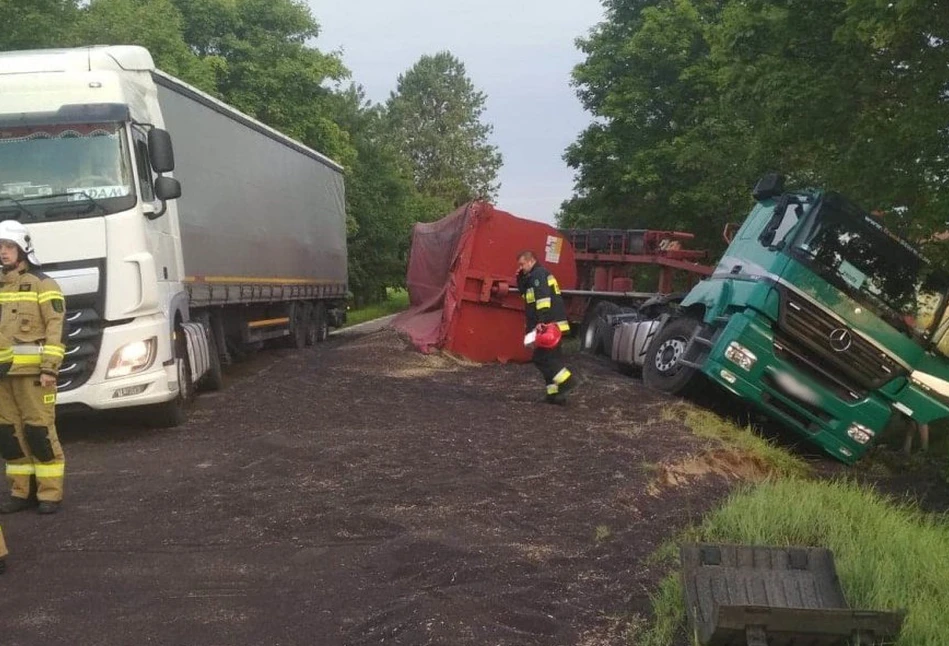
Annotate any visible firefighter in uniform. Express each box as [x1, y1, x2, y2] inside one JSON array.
[[0, 339, 11, 572], [0, 220, 67, 515], [516, 250, 577, 403]]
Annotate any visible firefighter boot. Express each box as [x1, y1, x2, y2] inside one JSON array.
[[37, 501, 59, 515], [546, 393, 567, 406], [0, 495, 36, 514], [559, 373, 583, 398]]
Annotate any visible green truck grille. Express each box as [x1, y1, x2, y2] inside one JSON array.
[[775, 286, 904, 397]]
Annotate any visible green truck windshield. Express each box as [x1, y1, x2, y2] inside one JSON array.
[[790, 196, 949, 342]]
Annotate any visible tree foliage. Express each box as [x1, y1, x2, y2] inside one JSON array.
[[0, 0, 488, 303], [386, 52, 503, 206], [0, 0, 79, 51], [563, 0, 949, 256]]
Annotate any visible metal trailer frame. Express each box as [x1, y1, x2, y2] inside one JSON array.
[[560, 228, 713, 327]]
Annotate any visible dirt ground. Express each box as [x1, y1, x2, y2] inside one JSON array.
[[0, 329, 741, 646], [1, 329, 943, 645]]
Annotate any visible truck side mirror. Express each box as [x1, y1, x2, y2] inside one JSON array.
[[148, 128, 176, 173], [753, 173, 785, 201], [154, 176, 181, 201], [146, 177, 181, 221]]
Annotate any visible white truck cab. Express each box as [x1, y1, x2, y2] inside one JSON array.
[[0, 46, 348, 425]]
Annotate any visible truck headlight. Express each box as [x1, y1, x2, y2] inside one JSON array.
[[847, 422, 875, 445], [107, 337, 157, 379], [724, 341, 757, 372]]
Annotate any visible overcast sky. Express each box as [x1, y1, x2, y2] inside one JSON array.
[[309, 0, 605, 224]]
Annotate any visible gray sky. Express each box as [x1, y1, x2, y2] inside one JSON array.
[[309, 0, 605, 224]]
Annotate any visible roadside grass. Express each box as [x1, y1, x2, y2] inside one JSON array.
[[661, 403, 810, 479], [344, 289, 410, 328], [630, 402, 949, 645], [639, 478, 949, 646]]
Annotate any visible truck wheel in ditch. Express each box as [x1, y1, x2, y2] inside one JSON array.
[[642, 317, 700, 395], [201, 327, 224, 392], [152, 328, 193, 428], [314, 303, 329, 343]]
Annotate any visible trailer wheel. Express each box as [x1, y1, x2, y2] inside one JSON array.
[[642, 316, 700, 395], [151, 325, 193, 428], [287, 302, 308, 350], [580, 301, 621, 356], [313, 303, 329, 343], [303, 302, 317, 347]]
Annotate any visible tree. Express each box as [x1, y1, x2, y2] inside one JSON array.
[[562, 0, 949, 255], [386, 52, 502, 206], [75, 0, 217, 90], [0, 0, 79, 51], [560, 0, 741, 248], [169, 0, 353, 164]]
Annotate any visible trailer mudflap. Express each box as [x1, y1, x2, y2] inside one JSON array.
[[680, 543, 905, 646]]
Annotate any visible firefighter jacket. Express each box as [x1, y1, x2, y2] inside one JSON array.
[[0, 262, 65, 377], [517, 263, 570, 334]]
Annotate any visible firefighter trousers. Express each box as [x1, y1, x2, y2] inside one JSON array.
[[0, 376, 65, 503], [532, 344, 573, 396], [0, 522, 7, 559]]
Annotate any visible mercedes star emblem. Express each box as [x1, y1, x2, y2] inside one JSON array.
[[829, 327, 853, 352]]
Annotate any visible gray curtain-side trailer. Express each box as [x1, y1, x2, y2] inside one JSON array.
[[153, 70, 348, 360]]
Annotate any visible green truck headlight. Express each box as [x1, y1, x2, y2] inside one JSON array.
[[724, 341, 757, 372], [847, 423, 874, 445]]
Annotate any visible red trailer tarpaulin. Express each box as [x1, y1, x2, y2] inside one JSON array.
[[392, 202, 577, 363]]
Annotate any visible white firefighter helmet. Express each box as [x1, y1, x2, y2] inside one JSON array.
[[0, 220, 40, 265]]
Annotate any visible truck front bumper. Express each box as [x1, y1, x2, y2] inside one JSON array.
[[701, 312, 892, 464], [56, 315, 178, 411]]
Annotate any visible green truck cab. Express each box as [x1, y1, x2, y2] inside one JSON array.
[[637, 175, 949, 463]]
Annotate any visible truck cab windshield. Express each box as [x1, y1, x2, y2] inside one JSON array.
[[789, 193, 948, 342], [0, 121, 136, 220]]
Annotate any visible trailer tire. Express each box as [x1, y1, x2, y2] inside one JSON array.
[[287, 302, 307, 350], [642, 316, 700, 396], [314, 303, 329, 343], [151, 325, 193, 428], [303, 302, 317, 347], [580, 301, 621, 356]]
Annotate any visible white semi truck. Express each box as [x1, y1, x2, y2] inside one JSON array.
[[0, 45, 349, 425]]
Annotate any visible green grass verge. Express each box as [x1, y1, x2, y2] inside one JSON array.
[[343, 289, 410, 328], [641, 478, 949, 646], [662, 403, 811, 479]]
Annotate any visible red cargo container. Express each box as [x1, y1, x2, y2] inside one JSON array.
[[393, 202, 713, 364], [393, 202, 577, 363]]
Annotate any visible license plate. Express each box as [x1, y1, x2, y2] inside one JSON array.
[[772, 370, 821, 406]]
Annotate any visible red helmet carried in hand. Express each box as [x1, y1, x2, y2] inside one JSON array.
[[535, 323, 562, 349]]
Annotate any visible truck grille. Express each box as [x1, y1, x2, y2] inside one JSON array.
[[58, 299, 102, 393], [775, 287, 904, 395]]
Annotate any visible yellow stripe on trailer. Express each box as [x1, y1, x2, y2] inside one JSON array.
[[185, 276, 338, 286], [247, 317, 291, 329]]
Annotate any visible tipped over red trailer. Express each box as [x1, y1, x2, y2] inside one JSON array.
[[392, 201, 713, 363]]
